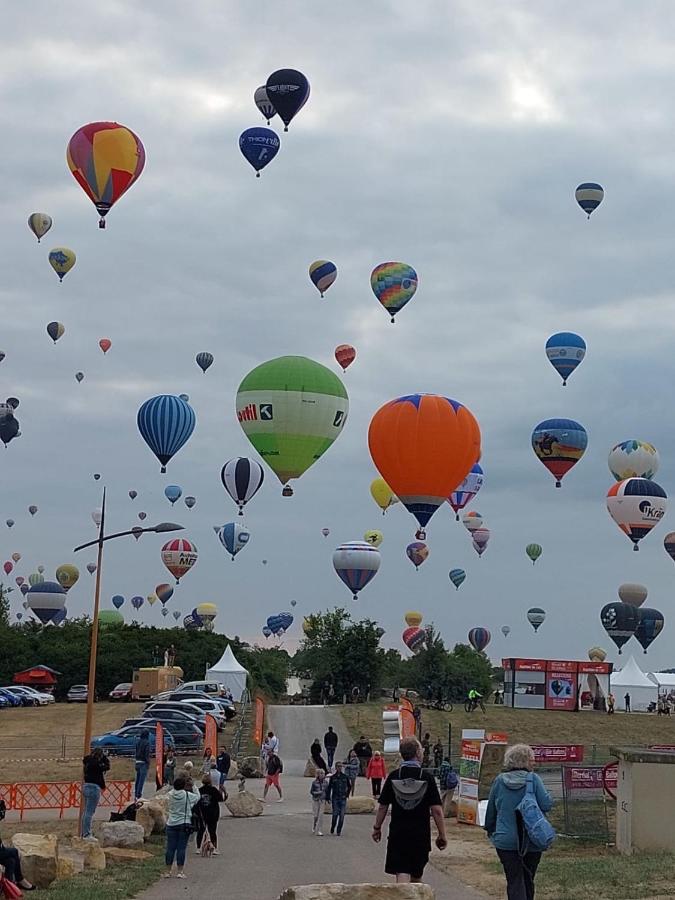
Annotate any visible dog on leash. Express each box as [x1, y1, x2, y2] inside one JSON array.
[[200, 837, 215, 858]]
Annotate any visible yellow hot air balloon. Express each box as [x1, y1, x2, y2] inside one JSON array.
[[55, 564, 79, 593], [147, 594, 158, 606], [48, 247, 76, 282], [364, 529, 384, 547], [370, 477, 399, 514], [404, 610, 423, 628]]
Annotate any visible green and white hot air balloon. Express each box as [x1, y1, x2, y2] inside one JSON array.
[[236, 356, 349, 496], [526, 543, 542, 565]]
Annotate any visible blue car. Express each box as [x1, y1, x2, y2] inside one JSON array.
[[0, 688, 23, 707], [90, 723, 176, 757], [0, 694, 10, 709]]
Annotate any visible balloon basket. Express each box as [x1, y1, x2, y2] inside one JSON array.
[[98, 219, 106, 229], [282, 486, 294, 497], [633, 545, 639, 551], [555, 481, 561, 488]]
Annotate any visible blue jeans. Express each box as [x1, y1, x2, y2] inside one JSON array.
[[165, 825, 190, 867], [134, 761, 149, 799], [81, 783, 101, 837], [331, 798, 346, 834], [326, 747, 335, 768]]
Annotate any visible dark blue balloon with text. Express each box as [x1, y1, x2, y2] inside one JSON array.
[[239, 127, 280, 177]]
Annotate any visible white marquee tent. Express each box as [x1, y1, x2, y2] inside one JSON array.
[[610, 654, 658, 711], [205, 644, 249, 701], [648, 671, 675, 693]]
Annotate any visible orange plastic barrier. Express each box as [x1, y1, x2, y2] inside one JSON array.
[[253, 697, 265, 747], [0, 781, 133, 821], [400, 708, 416, 738]]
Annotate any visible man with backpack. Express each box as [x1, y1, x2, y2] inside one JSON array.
[[484, 743, 554, 900]]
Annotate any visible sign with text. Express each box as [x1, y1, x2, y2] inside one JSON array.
[[458, 729, 508, 826], [533, 745, 584, 763], [563, 764, 616, 799]]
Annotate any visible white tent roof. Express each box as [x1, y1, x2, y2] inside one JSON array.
[[205, 644, 249, 701], [210, 644, 247, 674], [649, 672, 675, 687], [611, 654, 655, 688]]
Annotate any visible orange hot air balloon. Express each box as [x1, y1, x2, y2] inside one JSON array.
[[335, 344, 356, 372], [99, 338, 111, 354], [368, 394, 480, 539], [67, 122, 146, 228]]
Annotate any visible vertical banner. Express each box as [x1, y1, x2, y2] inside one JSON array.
[[155, 721, 164, 789], [457, 729, 508, 825], [204, 714, 218, 758], [253, 697, 265, 747]]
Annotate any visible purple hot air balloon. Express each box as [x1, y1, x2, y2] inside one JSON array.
[[131, 595, 144, 611]]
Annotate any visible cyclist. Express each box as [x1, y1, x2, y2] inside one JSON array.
[[467, 689, 486, 713]]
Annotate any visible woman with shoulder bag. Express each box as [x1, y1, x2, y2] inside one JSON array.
[[484, 743, 554, 900], [163, 775, 201, 879]]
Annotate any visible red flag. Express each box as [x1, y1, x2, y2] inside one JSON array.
[[155, 721, 164, 789]]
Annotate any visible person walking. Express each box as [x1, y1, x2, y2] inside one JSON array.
[[262, 751, 284, 801], [81, 747, 110, 838], [216, 747, 231, 792], [607, 693, 615, 715], [366, 750, 387, 798], [262, 730, 279, 769], [310, 738, 328, 772], [134, 729, 151, 801], [344, 749, 360, 796], [324, 726, 338, 769], [163, 775, 201, 879], [624, 692, 631, 713], [163, 749, 176, 786], [353, 734, 373, 776], [325, 760, 350, 836], [433, 738, 444, 770], [484, 743, 554, 900], [421, 732, 431, 767], [372, 736, 447, 884], [309, 769, 327, 835], [196, 774, 222, 855]]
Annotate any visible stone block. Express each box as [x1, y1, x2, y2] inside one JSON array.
[[346, 796, 376, 814], [278, 885, 435, 899], [99, 820, 145, 849], [225, 790, 263, 817], [69, 836, 107, 870], [10, 833, 58, 889], [104, 847, 153, 864]]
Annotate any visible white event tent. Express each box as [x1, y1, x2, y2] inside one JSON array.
[[205, 644, 249, 701], [610, 654, 658, 711]]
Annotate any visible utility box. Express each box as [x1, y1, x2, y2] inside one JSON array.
[[611, 746, 675, 854], [132, 666, 183, 700]]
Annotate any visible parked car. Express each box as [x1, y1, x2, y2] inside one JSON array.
[[20, 687, 55, 704], [175, 680, 224, 696], [0, 694, 10, 709], [145, 700, 216, 723], [109, 683, 133, 702], [174, 698, 226, 728], [90, 723, 176, 756], [166, 691, 237, 721], [123, 715, 202, 750], [3, 686, 50, 706], [139, 707, 206, 733], [67, 684, 96, 703], [0, 688, 24, 707]]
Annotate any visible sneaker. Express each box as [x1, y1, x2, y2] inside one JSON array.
[[195, 849, 201, 855], [176, 873, 186, 879], [317, 831, 323, 836], [277, 798, 284, 802], [212, 850, 220, 855]]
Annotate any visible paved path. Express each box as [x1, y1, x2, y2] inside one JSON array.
[[267, 704, 348, 775]]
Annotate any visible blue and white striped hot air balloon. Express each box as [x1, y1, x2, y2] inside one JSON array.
[[195, 352, 214, 374], [575, 182, 604, 218], [137, 394, 196, 473], [545, 332, 586, 386], [221, 458, 264, 514], [333, 541, 381, 601], [26, 581, 66, 625], [218, 522, 251, 560]]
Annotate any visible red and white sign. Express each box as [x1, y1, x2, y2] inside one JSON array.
[[532, 745, 584, 763]]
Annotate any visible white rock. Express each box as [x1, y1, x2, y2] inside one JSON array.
[[99, 820, 146, 849]]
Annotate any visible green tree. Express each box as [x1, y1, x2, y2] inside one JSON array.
[[0, 582, 10, 628]]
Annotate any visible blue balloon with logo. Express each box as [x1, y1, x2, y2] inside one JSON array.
[[164, 485, 182, 505], [239, 127, 280, 177], [137, 394, 195, 473], [218, 522, 251, 560], [545, 332, 586, 386]]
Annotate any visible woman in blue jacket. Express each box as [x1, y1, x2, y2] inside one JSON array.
[[484, 744, 553, 900]]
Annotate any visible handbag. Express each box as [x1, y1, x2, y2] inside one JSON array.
[[0, 877, 23, 899], [181, 793, 194, 835], [516, 773, 556, 852]]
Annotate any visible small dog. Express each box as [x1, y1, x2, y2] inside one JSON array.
[[200, 837, 215, 858]]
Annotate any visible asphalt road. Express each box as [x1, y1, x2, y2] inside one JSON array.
[[267, 704, 350, 775]]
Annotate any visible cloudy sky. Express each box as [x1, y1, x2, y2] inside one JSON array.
[[2, 1, 675, 671]]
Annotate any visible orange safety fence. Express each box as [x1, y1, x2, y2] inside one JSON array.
[[0, 781, 133, 821]]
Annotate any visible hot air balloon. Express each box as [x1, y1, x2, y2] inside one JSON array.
[[28, 506, 38, 517], [37, 565, 45, 574], [147, 594, 158, 606], [196, 603, 217, 629], [588, 647, 606, 662], [96, 338, 111, 355], [137, 394, 196, 473], [28, 213, 52, 242], [600, 602, 638, 654], [449, 569, 466, 590], [608, 440, 659, 482], [462, 511, 483, 532], [173, 609, 181, 622], [11, 553, 20, 563], [634, 607, 665, 653], [179, 394, 189, 402], [370, 478, 398, 514], [159, 607, 168, 618], [164, 485, 182, 505], [218, 523, 251, 560], [448, 464, 483, 520], [0, 416, 20, 448], [75, 372, 84, 383], [370, 262, 418, 323], [254, 85, 276, 123], [501, 625, 511, 637], [86, 563, 96, 576], [26, 582, 65, 625], [16, 612, 22, 621], [531, 418, 587, 487], [99, 609, 123, 627], [221, 458, 264, 514], [335, 345, 356, 372], [369, 394, 480, 539], [406, 542, 429, 570], [47, 322, 65, 343], [161, 538, 198, 583], [527, 608, 546, 632], [265, 69, 310, 130], [267, 612, 293, 636], [196, 352, 214, 374], [111, 594, 125, 610], [15, 577, 24, 587], [575, 182, 604, 218], [55, 564, 79, 592], [402, 626, 426, 654], [236, 357, 348, 497], [404, 611, 423, 628], [468, 627, 491, 652], [20, 584, 29, 596], [52, 608, 67, 626], [262, 625, 272, 638], [3, 562, 12, 576], [155, 583, 174, 607], [545, 333, 586, 386], [664, 532, 675, 563], [322, 527, 330, 538], [184, 496, 196, 509], [48, 247, 76, 281], [526, 544, 542, 565], [239, 127, 280, 176], [309, 261, 337, 298], [130, 595, 144, 611], [607, 478, 667, 550], [138, 511, 147, 521], [67, 122, 146, 228], [618, 584, 648, 608], [472, 528, 491, 557], [332, 541, 381, 601], [6, 520, 13, 528], [364, 530, 383, 547], [290, 599, 297, 607]]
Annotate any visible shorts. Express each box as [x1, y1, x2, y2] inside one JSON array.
[[266, 773, 281, 788]]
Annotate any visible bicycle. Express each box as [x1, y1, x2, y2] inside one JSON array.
[[421, 697, 453, 712], [464, 697, 486, 714]]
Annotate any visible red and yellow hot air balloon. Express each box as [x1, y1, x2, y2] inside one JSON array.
[[67, 122, 146, 228], [368, 394, 480, 539], [335, 344, 356, 372]]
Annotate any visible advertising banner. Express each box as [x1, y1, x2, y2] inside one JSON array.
[[546, 667, 577, 710], [458, 730, 508, 825], [155, 721, 164, 789], [253, 697, 265, 747], [204, 714, 218, 759], [532, 745, 584, 763], [563, 764, 615, 799]]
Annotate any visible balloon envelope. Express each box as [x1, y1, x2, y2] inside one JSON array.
[[333, 541, 381, 600], [404, 611, 423, 628], [218, 523, 251, 560], [48, 247, 76, 281], [26, 581, 66, 625], [608, 440, 659, 482], [664, 532, 675, 563], [56, 564, 79, 592], [196, 352, 214, 373], [111, 594, 125, 609], [448, 463, 483, 519], [254, 85, 277, 123], [406, 542, 429, 569], [28, 213, 52, 242], [47, 322, 65, 343], [449, 569, 466, 590], [363, 530, 383, 547], [370, 478, 398, 513], [531, 418, 587, 487], [221, 457, 264, 513], [468, 627, 491, 652], [99, 338, 111, 354], [618, 583, 648, 608], [99, 609, 124, 627], [607, 478, 667, 550], [545, 333, 586, 385], [403, 626, 426, 654], [137, 394, 196, 473], [239, 127, 280, 176], [635, 608, 665, 653], [161, 538, 198, 582], [370, 262, 418, 322], [600, 601, 638, 653], [526, 543, 542, 564], [527, 607, 546, 632], [575, 182, 604, 217], [155, 583, 174, 606], [164, 484, 182, 505], [131, 595, 144, 610], [335, 344, 356, 371], [462, 511, 483, 532], [184, 496, 196, 509], [309, 260, 337, 297], [501, 625, 511, 637], [265, 69, 310, 130]]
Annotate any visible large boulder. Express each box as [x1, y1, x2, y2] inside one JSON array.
[[347, 796, 376, 814], [278, 886, 435, 899], [99, 821, 145, 850], [227, 761, 239, 780], [69, 836, 106, 870], [136, 800, 167, 836], [104, 847, 153, 864], [56, 850, 84, 881], [10, 833, 58, 889], [304, 759, 318, 778], [225, 790, 263, 817]]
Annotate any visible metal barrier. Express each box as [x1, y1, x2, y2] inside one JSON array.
[[0, 781, 133, 821]]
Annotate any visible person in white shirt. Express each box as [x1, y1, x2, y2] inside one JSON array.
[[262, 730, 279, 767]]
